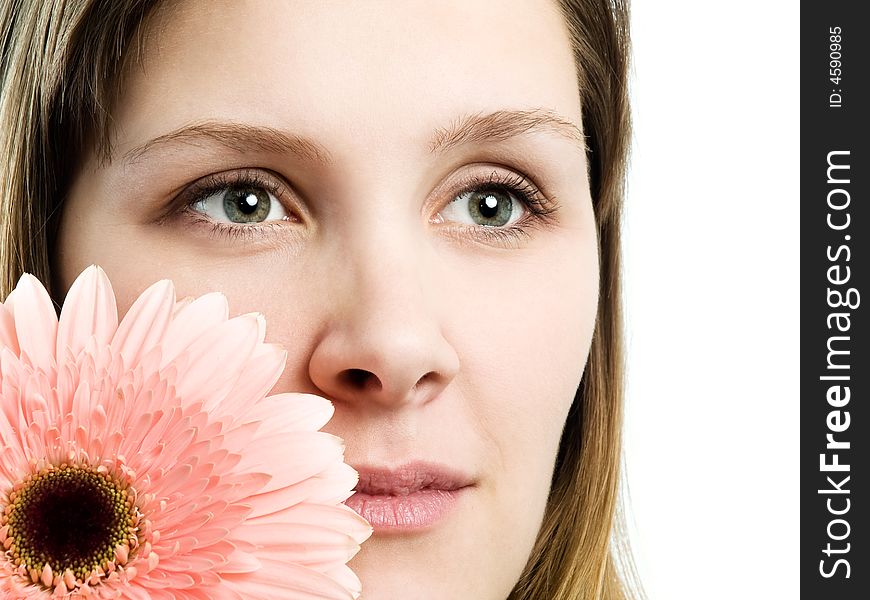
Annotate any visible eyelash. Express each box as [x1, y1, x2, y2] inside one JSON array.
[[446, 170, 559, 246], [174, 169, 289, 243], [174, 168, 560, 246]]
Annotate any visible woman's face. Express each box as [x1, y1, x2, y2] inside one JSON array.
[[54, 1, 596, 597]]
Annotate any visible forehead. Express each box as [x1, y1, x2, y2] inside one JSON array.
[[116, 0, 581, 158]]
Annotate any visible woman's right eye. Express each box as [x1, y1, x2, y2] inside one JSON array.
[[191, 185, 291, 224]]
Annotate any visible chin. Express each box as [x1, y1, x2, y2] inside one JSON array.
[[347, 531, 521, 600]]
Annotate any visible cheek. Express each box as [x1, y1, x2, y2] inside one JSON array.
[[456, 229, 597, 429], [449, 228, 597, 545], [440, 231, 598, 581]]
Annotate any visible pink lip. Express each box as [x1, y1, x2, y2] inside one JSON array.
[[345, 461, 474, 532]]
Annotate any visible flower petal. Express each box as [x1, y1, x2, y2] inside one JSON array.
[[0, 303, 19, 355], [223, 560, 356, 600], [160, 292, 229, 363], [246, 393, 334, 436], [168, 314, 263, 414], [250, 503, 372, 548], [9, 274, 57, 372], [56, 265, 118, 360], [112, 279, 175, 365]]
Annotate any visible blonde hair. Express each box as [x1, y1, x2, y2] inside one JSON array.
[[509, 2, 638, 598], [0, 1, 639, 598]]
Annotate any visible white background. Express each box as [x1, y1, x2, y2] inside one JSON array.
[[622, 2, 799, 598]]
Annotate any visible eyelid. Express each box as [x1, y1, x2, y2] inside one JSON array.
[[427, 166, 561, 248], [174, 168, 298, 220], [435, 167, 559, 223]]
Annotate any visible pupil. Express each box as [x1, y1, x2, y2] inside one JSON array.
[[479, 194, 499, 218], [26, 474, 119, 566], [235, 190, 260, 214]]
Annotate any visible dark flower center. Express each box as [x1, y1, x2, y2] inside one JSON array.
[[3, 465, 135, 583]]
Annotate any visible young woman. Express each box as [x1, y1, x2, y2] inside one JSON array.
[[0, 1, 637, 598]]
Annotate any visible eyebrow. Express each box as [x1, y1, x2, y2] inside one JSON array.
[[123, 121, 334, 164], [122, 108, 585, 164], [429, 108, 587, 155]]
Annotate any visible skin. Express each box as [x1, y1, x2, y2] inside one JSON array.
[[54, 1, 597, 598]]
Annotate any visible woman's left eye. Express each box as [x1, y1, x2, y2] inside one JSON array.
[[192, 185, 290, 224], [440, 187, 524, 228]]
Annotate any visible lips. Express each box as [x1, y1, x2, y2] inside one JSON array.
[[345, 462, 473, 532]]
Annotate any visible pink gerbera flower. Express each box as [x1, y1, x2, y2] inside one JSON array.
[[0, 266, 371, 599]]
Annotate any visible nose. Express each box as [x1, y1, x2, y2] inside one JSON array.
[[307, 233, 460, 411]]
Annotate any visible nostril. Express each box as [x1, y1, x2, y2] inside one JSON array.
[[415, 371, 437, 390], [341, 368, 382, 391]]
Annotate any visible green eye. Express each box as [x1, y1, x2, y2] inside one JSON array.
[[442, 186, 523, 228], [193, 185, 289, 224]]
